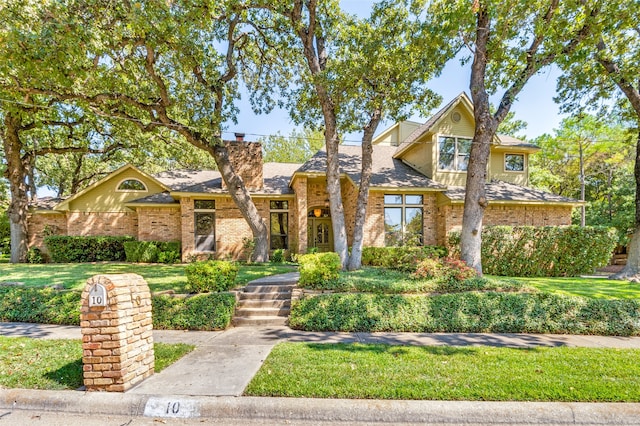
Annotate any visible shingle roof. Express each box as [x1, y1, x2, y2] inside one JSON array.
[[127, 192, 178, 205], [154, 163, 300, 195], [296, 145, 446, 190], [495, 134, 540, 150], [30, 197, 65, 210], [444, 180, 580, 204]]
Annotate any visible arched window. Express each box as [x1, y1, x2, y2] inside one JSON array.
[[117, 179, 147, 191]]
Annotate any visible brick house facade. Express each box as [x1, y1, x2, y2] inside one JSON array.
[[27, 94, 580, 260]]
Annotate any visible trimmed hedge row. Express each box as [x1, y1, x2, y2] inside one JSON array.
[[124, 241, 181, 264], [448, 226, 617, 277], [289, 292, 640, 336], [0, 287, 236, 331], [361, 246, 448, 271], [44, 235, 135, 263]]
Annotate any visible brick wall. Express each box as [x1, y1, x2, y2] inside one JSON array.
[[292, 177, 308, 254], [180, 197, 195, 259], [363, 192, 385, 247], [222, 141, 263, 190], [27, 213, 68, 249], [67, 211, 138, 237], [136, 207, 181, 242]]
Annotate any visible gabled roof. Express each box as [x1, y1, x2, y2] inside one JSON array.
[[54, 164, 171, 211], [444, 180, 581, 205], [295, 145, 446, 190], [126, 192, 178, 206]]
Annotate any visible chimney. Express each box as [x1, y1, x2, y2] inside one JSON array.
[[221, 139, 263, 191]]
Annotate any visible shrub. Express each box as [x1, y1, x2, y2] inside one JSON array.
[[152, 293, 236, 330], [271, 249, 285, 264], [411, 257, 477, 284], [448, 226, 617, 277], [26, 247, 46, 264], [298, 252, 342, 288], [124, 241, 181, 264], [289, 292, 640, 336], [44, 235, 135, 263], [185, 260, 239, 293], [361, 246, 448, 272], [0, 287, 81, 325]]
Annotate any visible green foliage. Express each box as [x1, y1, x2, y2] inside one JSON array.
[[297, 252, 342, 288], [26, 247, 46, 264], [185, 260, 239, 293], [270, 249, 285, 264], [0, 287, 81, 325], [261, 128, 325, 163], [152, 293, 236, 331], [123, 241, 181, 264], [289, 292, 640, 336], [448, 226, 617, 277], [0, 209, 9, 256], [44, 235, 134, 263], [361, 246, 448, 272], [411, 257, 477, 283]]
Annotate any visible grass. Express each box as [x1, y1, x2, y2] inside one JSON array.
[[510, 276, 640, 300], [246, 342, 640, 402], [0, 262, 296, 292], [0, 336, 194, 390]]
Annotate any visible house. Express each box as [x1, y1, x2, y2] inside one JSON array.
[[27, 93, 579, 260]]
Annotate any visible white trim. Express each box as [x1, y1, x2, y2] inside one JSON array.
[[115, 178, 148, 192], [504, 153, 526, 173], [436, 134, 473, 172]]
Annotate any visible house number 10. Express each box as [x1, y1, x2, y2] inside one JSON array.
[[89, 284, 107, 307]]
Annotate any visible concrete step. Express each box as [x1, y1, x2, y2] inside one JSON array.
[[236, 299, 291, 309], [243, 283, 295, 293], [238, 291, 291, 301], [233, 316, 288, 327], [234, 307, 291, 317]]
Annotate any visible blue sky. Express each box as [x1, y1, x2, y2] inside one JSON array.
[[223, 1, 568, 143]]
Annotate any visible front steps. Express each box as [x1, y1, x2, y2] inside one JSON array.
[[233, 272, 299, 327]]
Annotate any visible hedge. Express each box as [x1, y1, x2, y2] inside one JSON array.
[[448, 226, 617, 277], [297, 252, 341, 288], [289, 292, 640, 336], [124, 241, 181, 264], [361, 246, 448, 271], [0, 287, 236, 331], [44, 235, 135, 263], [185, 260, 239, 293]]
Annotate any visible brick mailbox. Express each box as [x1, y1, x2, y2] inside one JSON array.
[[80, 274, 154, 392]]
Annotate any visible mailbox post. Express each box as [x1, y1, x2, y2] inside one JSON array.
[[80, 274, 154, 392]]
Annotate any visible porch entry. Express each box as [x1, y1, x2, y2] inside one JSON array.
[[307, 207, 333, 252]]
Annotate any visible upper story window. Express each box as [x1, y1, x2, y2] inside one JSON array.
[[505, 154, 525, 172], [384, 194, 423, 246], [438, 136, 472, 171], [117, 179, 147, 191]]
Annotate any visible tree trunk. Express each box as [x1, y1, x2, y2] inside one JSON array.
[[211, 144, 269, 262], [324, 122, 349, 268], [2, 113, 29, 263], [611, 129, 640, 280], [347, 111, 380, 271]]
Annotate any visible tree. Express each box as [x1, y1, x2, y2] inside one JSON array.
[[263, 0, 450, 269], [261, 128, 325, 163], [2, 1, 284, 262], [555, 0, 640, 280], [431, 0, 598, 274]]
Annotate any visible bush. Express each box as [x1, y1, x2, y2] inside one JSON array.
[[124, 241, 181, 264], [152, 293, 236, 330], [44, 235, 135, 263], [0, 287, 81, 325], [289, 292, 640, 336], [297, 252, 342, 288], [185, 260, 239, 293], [448, 226, 617, 277], [361, 246, 448, 272], [26, 247, 46, 264], [271, 249, 285, 264], [412, 257, 477, 283]]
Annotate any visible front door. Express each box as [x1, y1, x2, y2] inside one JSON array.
[[307, 218, 333, 252]]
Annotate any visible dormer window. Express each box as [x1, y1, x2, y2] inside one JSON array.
[[438, 136, 472, 171], [117, 179, 147, 191], [505, 154, 525, 172]]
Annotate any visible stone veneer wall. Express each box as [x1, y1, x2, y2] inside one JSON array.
[[136, 207, 181, 242], [436, 204, 574, 245]]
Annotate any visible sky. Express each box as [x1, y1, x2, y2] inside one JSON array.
[[222, 1, 568, 144]]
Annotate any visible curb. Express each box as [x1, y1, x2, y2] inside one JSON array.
[[2, 389, 640, 424]]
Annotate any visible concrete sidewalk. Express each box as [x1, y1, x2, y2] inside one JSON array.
[[2, 322, 640, 424]]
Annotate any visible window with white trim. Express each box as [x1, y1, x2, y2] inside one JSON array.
[[117, 179, 147, 191], [270, 200, 289, 250], [384, 194, 423, 246], [438, 136, 472, 171], [194, 200, 215, 252], [505, 153, 525, 172]]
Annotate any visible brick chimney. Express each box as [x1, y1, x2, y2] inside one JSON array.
[[222, 139, 263, 191]]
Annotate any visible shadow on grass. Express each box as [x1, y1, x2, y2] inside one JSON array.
[[43, 359, 83, 390]]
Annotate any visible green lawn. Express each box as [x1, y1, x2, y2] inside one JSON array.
[[246, 342, 640, 402], [0, 336, 193, 390], [0, 262, 296, 292], [509, 276, 640, 300]]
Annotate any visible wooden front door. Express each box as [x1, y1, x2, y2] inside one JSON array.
[[307, 218, 333, 252]]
